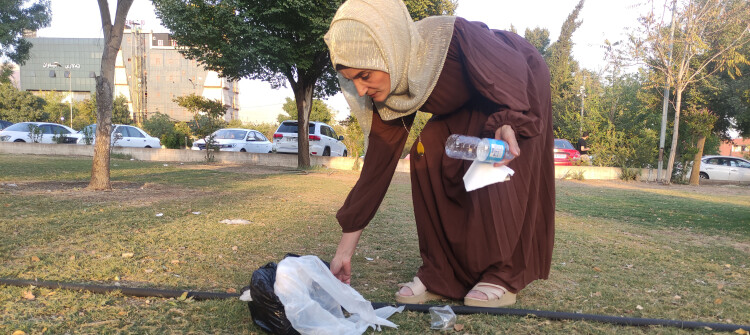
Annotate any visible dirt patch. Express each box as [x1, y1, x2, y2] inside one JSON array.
[[176, 163, 298, 175], [0, 181, 205, 206]]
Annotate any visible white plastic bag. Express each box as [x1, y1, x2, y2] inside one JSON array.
[[274, 255, 404, 335]]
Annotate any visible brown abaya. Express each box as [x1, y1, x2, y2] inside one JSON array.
[[336, 17, 555, 300]]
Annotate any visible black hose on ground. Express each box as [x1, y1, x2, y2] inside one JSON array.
[[2, 278, 748, 332]]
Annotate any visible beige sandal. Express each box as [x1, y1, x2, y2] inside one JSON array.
[[463, 282, 517, 307], [395, 276, 445, 304]]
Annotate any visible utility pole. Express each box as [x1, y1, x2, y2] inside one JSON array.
[[657, 0, 677, 183], [579, 73, 586, 134]]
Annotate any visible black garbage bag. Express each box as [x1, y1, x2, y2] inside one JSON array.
[[242, 254, 331, 334], [242, 260, 299, 335]]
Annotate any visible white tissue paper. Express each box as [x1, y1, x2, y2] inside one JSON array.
[[463, 160, 515, 192]]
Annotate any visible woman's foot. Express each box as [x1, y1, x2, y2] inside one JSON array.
[[395, 276, 445, 304], [463, 282, 516, 307]]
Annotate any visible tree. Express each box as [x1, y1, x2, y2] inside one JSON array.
[[152, 0, 455, 168], [0, 0, 51, 65], [73, 93, 130, 130], [545, 0, 585, 139], [175, 94, 226, 158], [278, 97, 334, 124], [89, 0, 134, 191], [631, 0, 750, 183], [403, 0, 457, 20], [0, 83, 47, 122], [1, 62, 15, 84], [681, 107, 717, 184], [524, 27, 551, 57]]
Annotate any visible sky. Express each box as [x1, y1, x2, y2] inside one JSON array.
[[35, 0, 654, 123]]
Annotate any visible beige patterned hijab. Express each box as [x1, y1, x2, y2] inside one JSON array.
[[324, 0, 456, 139]]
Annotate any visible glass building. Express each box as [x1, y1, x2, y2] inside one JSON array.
[[19, 37, 102, 102], [19, 31, 239, 123]]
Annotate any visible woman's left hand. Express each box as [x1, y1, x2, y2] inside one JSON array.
[[493, 125, 520, 167]]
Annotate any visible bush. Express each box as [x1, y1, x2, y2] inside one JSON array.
[[619, 167, 642, 181]]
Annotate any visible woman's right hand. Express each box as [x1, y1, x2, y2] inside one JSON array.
[[330, 229, 363, 285], [330, 254, 352, 284]]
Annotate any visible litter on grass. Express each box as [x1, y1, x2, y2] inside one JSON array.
[[220, 219, 252, 225]]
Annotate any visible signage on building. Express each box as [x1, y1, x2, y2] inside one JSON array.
[[42, 63, 81, 69]]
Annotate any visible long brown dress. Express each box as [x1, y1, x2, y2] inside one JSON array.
[[336, 17, 555, 300]]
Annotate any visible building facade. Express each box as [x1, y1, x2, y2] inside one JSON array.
[[719, 138, 750, 158], [18, 31, 238, 124]]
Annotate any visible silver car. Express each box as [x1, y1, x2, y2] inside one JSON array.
[[699, 155, 750, 182]]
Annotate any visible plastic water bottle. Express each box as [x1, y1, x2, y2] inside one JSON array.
[[445, 134, 515, 163]]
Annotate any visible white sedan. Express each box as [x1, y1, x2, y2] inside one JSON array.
[[0, 122, 80, 144], [191, 128, 273, 153], [699, 155, 750, 182], [78, 124, 161, 148]]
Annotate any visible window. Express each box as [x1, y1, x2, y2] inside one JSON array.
[[126, 126, 145, 138], [254, 132, 268, 141], [158, 39, 163, 46], [39, 125, 54, 134], [51, 125, 70, 135]]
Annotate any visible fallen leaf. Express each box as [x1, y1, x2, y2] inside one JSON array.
[[593, 292, 602, 297], [121, 253, 134, 258], [714, 298, 723, 305], [69, 255, 76, 261], [31, 256, 40, 262], [12, 331, 26, 335], [724, 264, 731, 269], [231, 246, 238, 251], [734, 329, 748, 335], [22, 291, 35, 300], [144, 269, 154, 273], [593, 266, 602, 272], [177, 291, 189, 301], [46, 291, 56, 296], [717, 284, 725, 290], [636, 305, 644, 310], [673, 295, 681, 300], [226, 288, 237, 294], [117, 311, 127, 316], [114, 276, 120, 281], [171, 259, 180, 264], [454, 324, 464, 331]]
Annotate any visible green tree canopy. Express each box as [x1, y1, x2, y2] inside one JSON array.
[[152, 0, 455, 167], [545, 0, 584, 139], [0, 83, 46, 122], [0, 0, 51, 65], [278, 97, 333, 124]]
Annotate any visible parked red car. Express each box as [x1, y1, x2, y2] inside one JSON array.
[[554, 139, 581, 166]]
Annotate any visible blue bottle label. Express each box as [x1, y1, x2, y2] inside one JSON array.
[[485, 139, 507, 162]]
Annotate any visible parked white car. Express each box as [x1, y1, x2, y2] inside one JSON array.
[[191, 128, 273, 153], [699, 155, 750, 182], [78, 124, 161, 148], [0, 122, 80, 144], [273, 121, 347, 156]]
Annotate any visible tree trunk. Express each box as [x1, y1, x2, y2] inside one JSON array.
[[89, 0, 133, 190], [293, 81, 314, 168], [688, 135, 706, 185], [664, 88, 683, 185]]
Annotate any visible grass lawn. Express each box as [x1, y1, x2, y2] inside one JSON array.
[[1, 153, 748, 334]]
